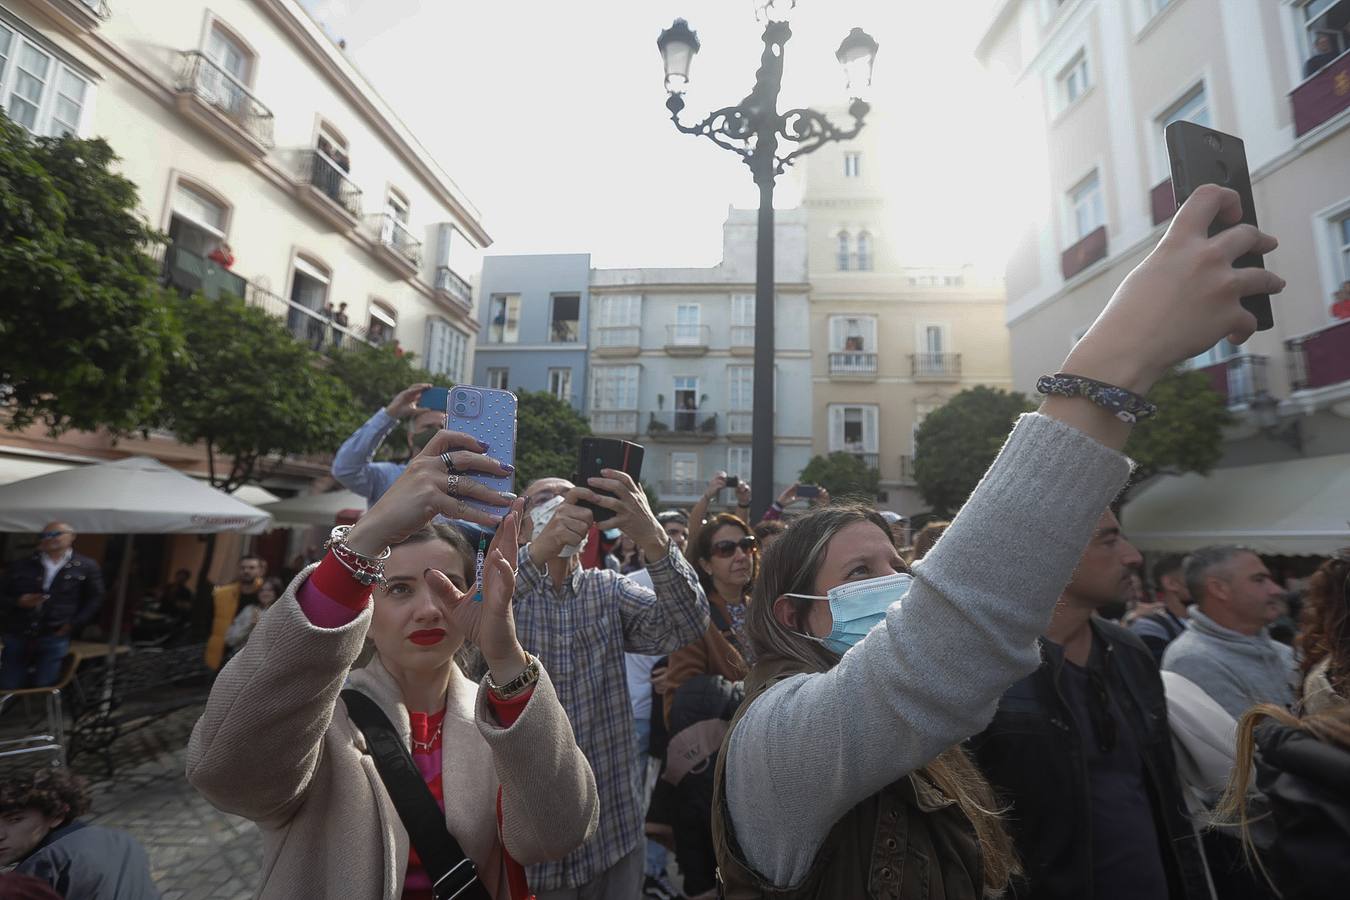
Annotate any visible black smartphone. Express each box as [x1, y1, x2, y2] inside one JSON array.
[[796, 484, 820, 499], [1165, 121, 1273, 331], [575, 438, 645, 522], [724, 475, 740, 489]]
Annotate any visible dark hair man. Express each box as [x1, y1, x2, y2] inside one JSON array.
[[0, 523, 104, 689], [0, 767, 158, 899], [1131, 553, 1193, 664], [970, 510, 1210, 900], [204, 554, 267, 671]]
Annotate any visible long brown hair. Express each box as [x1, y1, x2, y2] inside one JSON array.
[[1215, 702, 1350, 892], [692, 512, 756, 604], [1296, 554, 1350, 693], [746, 504, 1020, 893]]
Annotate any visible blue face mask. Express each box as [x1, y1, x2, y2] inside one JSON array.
[[785, 572, 913, 655]]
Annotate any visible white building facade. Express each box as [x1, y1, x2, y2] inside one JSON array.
[[587, 208, 815, 508]]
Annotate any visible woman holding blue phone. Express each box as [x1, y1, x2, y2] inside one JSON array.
[[189, 429, 598, 900]]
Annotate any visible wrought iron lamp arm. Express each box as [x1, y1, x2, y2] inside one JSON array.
[[666, 95, 755, 162], [773, 100, 870, 174]]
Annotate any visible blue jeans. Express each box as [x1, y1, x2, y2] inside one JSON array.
[[0, 634, 71, 690], [634, 717, 669, 879]]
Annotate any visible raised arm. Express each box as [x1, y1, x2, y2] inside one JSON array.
[[727, 184, 1286, 885], [331, 384, 432, 496], [684, 472, 726, 556]]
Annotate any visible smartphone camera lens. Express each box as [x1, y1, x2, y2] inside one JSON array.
[[454, 403, 467, 415]]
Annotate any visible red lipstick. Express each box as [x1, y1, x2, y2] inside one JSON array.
[[408, 629, 446, 646]]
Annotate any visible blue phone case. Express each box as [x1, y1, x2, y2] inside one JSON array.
[[438, 385, 517, 513]]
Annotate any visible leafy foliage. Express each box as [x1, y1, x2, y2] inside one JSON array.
[[325, 343, 438, 460], [159, 293, 361, 492], [1122, 367, 1233, 501], [799, 452, 881, 502], [0, 113, 182, 434], [913, 386, 1038, 517], [512, 390, 591, 493]]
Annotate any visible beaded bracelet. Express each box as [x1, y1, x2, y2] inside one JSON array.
[[324, 525, 391, 589], [1036, 373, 1158, 424]]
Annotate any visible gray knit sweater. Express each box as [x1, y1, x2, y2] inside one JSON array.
[[1162, 608, 1297, 719], [724, 413, 1132, 888]]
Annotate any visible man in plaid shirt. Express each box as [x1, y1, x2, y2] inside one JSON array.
[[515, 469, 709, 899]]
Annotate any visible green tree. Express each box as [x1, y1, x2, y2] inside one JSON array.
[[799, 452, 881, 502], [1121, 367, 1233, 502], [159, 293, 360, 492], [325, 343, 438, 460], [0, 113, 181, 434], [913, 386, 1038, 517], [512, 390, 591, 492]]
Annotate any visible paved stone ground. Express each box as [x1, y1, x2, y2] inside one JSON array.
[[0, 701, 260, 899]]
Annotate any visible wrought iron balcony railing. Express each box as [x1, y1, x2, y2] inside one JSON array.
[[829, 351, 878, 376], [300, 150, 362, 219], [175, 51, 275, 149], [434, 266, 472, 307]]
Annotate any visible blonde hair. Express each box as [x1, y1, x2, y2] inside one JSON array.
[[747, 504, 1021, 894]]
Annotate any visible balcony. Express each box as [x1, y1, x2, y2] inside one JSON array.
[[244, 283, 374, 351], [730, 325, 755, 356], [664, 324, 711, 356], [174, 51, 274, 159], [434, 266, 472, 309], [911, 353, 962, 381], [368, 213, 422, 277], [1291, 50, 1350, 137], [1288, 319, 1350, 394], [161, 244, 246, 301], [647, 411, 718, 443], [594, 326, 641, 357], [296, 150, 361, 231], [1150, 178, 1177, 225], [589, 410, 640, 436], [726, 411, 753, 441], [1197, 354, 1268, 407], [1061, 225, 1108, 280], [829, 351, 878, 379], [898, 454, 917, 485], [659, 480, 705, 501], [38, 0, 110, 32]]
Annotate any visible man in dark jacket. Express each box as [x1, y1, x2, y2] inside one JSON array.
[[0, 523, 104, 690], [0, 767, 159, 899], [970, 509, 1211, 900]]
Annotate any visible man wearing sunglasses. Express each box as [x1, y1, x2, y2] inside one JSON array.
[[0, 523, 104, 690], [969, 510, 1209, 900]]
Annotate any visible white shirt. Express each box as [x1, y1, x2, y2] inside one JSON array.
[[41, 550, 73, 591], [621, 568, 659, 723]]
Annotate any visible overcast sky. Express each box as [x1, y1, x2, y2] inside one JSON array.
[[299, 0, 1043, 270]]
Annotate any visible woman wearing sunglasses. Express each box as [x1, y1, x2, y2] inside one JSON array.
[[710, 184, 1286, 898]]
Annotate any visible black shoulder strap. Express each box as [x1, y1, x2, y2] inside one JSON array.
[[341, 690, 491, 900]]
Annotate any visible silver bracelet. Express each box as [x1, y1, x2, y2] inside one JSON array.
[[325, 525, 391, 589]]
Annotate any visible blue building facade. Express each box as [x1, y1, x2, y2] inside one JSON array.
[[471, 253, 590, 411]]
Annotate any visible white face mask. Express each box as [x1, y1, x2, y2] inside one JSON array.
[[529, 495, 586, 559], [784, 572, 913, 655]]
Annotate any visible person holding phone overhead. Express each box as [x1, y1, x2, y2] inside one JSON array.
[[711, 185, 1284, 899], [513, 469, 709, 900], [332, 383, 449, 508], [188, 430, 598, 900]]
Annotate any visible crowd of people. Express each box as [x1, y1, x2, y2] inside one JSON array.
[[1, 185, 1347, 900]]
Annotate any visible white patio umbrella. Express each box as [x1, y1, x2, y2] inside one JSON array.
[[0, 456, 271, 669], [259, 488, 366, 527]]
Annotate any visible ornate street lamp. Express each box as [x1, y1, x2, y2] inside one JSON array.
[[656, 11, 878, 520]]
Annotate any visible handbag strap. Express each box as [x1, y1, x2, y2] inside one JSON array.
[[341, 690, 491, 900]]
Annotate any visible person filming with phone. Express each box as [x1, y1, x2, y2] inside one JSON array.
[[332, 383, 448, 507], [188, 430, 599, 900], [513, 470, 709, 900]]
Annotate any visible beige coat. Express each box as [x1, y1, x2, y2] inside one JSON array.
[[186, 578, 599, 900]]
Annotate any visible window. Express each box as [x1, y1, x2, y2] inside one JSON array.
[[168, 182, 229, 257], [197, 25, 254, 120], [591, 366, 640, 410], [548, 368, 573, 403], [922, 324, 946, 355], [367, 302, 397, 346], [1068, 171, 1105, 241], [670, 452, 699, 491], [1156, 84, 1210, 171], [731, 293, 754, 344], [844, 151, 861, 178], [829, 405, 879, 454], [550, 294, 581, 343], [487, 294, 521, 343], [728, 366, 754, 410], [672, 376, 699, 431], [1301, 0, 1348, 77], [1057, 50, 1091, 108], [855, 232, 873, 271], [673, 303, 702, 345], [487, 368, 510, 391], [837, 232, 851, 271], [288, 255, 330, 345], [1188, 340, 1240, 369], [829, 315, 877, 353], [1337, 213, 1350, 281], [596, 294, 642, 346], [0, 23, 92, 136], [316, 123, 351, 173], [424, 318, 466, 380], [728, 447, 752, 482]]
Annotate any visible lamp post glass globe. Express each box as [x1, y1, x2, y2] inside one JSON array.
[[836, 27, 879, 99], [658, 18, 701, 94]]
